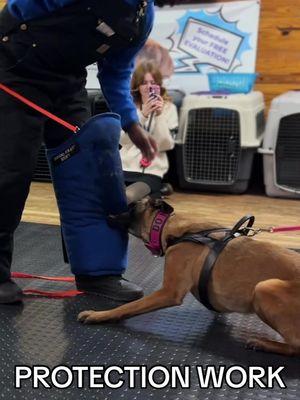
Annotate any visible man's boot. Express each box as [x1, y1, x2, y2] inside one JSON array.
[[0, 280, 22, 304]]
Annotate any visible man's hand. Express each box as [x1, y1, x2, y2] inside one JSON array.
[[127, 123, 157, 161]]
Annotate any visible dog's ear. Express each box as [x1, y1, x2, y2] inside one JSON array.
[[149, 198, 174, 214]]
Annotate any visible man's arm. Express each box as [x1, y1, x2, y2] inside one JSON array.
[[97, 3, 157, 160], [98, 49, 157, 160], [98, 47, 141, 132], [8, 0, 75, 20]]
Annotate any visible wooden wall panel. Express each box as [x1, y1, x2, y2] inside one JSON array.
[[201, 0, 300, 108], [1, 0, 299, 108], [253, 0, 300, 108]]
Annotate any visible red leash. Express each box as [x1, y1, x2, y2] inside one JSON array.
[[11, 272, 83, 298], [0, 83, 83, 298], [270, 225, 300, 233], [0, 83, 79, 133], [22, 289, 83, 298]]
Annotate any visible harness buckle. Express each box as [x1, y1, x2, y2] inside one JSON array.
[[240, 227, 262, 237]]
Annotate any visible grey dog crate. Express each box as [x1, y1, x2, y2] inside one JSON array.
[[259, 91, 300, 198], [33, 90, 109, 182], [175, 92, 265, 193]]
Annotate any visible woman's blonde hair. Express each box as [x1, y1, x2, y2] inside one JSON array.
[[131, 62, 171, 107]]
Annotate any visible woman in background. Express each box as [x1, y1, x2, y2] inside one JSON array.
[[120, 62, 178, 197]]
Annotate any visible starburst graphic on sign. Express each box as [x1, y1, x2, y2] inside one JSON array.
[[171, 8, 252, 74]]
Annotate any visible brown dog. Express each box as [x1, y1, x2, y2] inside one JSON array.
[[78, 198, 300, 357]]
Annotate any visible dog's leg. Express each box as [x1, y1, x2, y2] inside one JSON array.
[[78, 288, 183, 324], [246, 338, 299, 356], [78, 249, 194, 324], [248, 279, 300, 356]]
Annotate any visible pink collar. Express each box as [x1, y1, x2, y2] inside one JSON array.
[[145, 211, 171, 257]]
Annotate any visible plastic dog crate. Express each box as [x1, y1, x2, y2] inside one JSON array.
[[175, 92, 265, 193], [33, 90, 109, 182], [259, 91, 300, 198]]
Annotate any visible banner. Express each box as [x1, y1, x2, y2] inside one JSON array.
[[86, 1, 260, 94]]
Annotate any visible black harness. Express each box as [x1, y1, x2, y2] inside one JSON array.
[[170, 215, 255, 312]]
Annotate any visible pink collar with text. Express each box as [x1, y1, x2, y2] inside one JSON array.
[[145, 211, 171, 256]]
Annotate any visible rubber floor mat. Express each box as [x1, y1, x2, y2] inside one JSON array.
[[0, 222, 299, 399]]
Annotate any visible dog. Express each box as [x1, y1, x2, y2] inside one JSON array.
[[78, 198, 300, 357]]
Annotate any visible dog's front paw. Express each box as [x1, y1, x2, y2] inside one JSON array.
[[78, 310, 114, 324], [78, 310, 98, 324]]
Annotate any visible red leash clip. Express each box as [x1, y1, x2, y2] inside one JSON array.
[[140, 158, 152, 168]]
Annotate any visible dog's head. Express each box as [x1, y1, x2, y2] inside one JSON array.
[[108, 197, 174, 242], [133, 198, 174, 241]]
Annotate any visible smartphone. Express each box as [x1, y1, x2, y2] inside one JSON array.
[[149, 84, 161, 99]]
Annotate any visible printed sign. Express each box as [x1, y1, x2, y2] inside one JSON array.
[[86, 1, 260, 94], [178, 18, 243, 71]]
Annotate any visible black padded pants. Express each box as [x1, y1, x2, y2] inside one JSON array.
[[0, 69, 90, 283]]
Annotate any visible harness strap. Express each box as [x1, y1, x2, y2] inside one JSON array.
[[170, 215, 255, 312], [175, 228, 231, 247], [172, 231, 234, 312], [197, 235, 234, 311]]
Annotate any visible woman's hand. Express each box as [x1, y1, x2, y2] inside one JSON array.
[[141, 96, 158, 118], [153, 95, 163, 116], [141, 95, 164, 118]]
